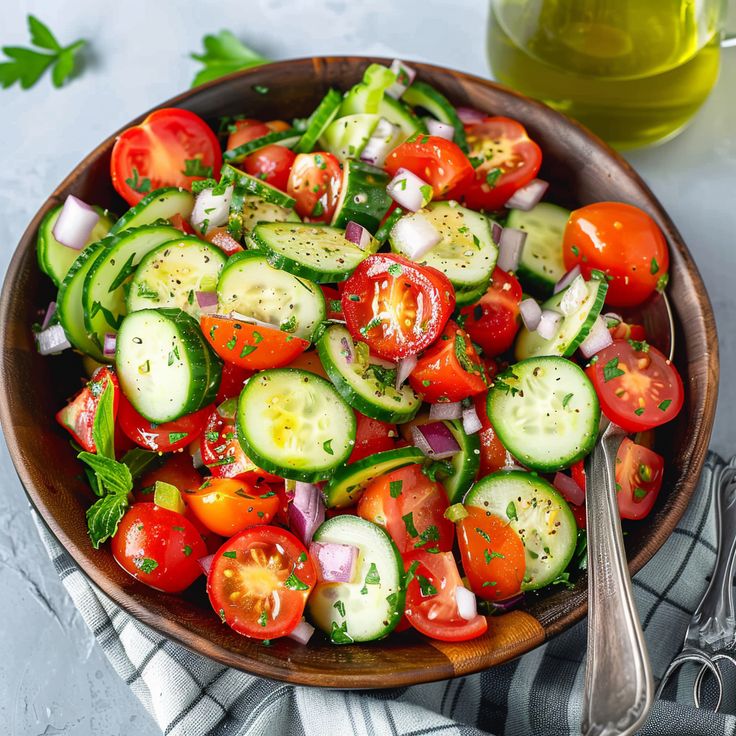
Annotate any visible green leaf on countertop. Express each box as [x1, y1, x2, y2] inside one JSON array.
[[190, 30, 267, 88]]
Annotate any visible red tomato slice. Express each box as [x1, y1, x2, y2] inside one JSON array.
[[215, 361, 252, 402], [205, 226, 244, 257], [207, 526, 315, 639], [609, 320, 647, 342], [200, 314, 309, 370], [287, 152, 342, 221], [403, 550, 488, 642], [586, 340, 683, 432], [615, 438, 665, 520], [462, 117, 542, 211], [56, 367, 118, 453], [348, 412, 396, 463], [111, 108, 222, 206], [136, 453, 203, 501], [285, 350, 329, 379], [408, 320, 487, 403], [168, 213, 196, 235], [460, 267, 523, 356], [111, 503, 207, 593], [341, 254, 455, 361], [321, 285, 344, 321], [358, 464, 454, 554], [117, 393, 211, 452], [226, 119, 271, 150], [243, 144, 296, 192], [472, 393, 509, 476], [563, 202, 670, 308], [384, 134, 474, 199]]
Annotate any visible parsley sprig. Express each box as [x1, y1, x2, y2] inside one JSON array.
[[190, 30, 266, 87]]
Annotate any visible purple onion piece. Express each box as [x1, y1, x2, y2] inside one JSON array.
[[395, 355, 417, 389], [489, 592, 524, 613], [287, 619, 315, 645], [412, 422, 461, 460], [519, 298, 542, 331], [456, 106, 486, 125], [462, 406, 483, 435], [497, 227, 527, 272], [344, 221, 372, 251], [289, 482, 325, 545], [41, 301, 57, 331], [426, 119, 454, 140], [340, 336, 353, 364], [491, 221, 503, 246], [309, 541, 358, 583], [52, 195, 100, 250], [36, 324, 71, 355], [390, 213, 441, 260], [103, 332, 117, 357], [429, 401, 462, 421], [553, 265, 582, 294], [196, 291, 218, 309], [386, 59, 416, 99], [197, 554, 215, 576], [536, 309, 563, 340], [386, 168, 432, 212], [504, 179, 549, 211], [579, 316, 613, 359], [553, 472, 585, 506]]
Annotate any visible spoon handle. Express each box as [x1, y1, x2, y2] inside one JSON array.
[[582, 422, 654, 736]]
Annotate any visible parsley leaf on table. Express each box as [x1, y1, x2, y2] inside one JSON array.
[[190, 30, 267, 87], [0, 15, 86, 90]]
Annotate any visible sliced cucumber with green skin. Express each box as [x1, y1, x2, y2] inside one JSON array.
[[116, 308, 221, 423], [308, 515, 405, 642], [236, 368, 355, 482], [126, 237, 227, 319], [390, 201, 498, 293], [319, 114, 380, 161], [379, 95, 427, 139], [223, 128, 300, 163], [508, 202, 570, 296], [454, 280, 489, 308], [57, 239, 109, 360], [330, 159, 393, 234], [442, 419, 480, 504], [514, 277, 608, 360], [239, 195, 300, 237], [465, 470, 577, 590], [216, 251, 325, 341], [249, 222, 367, 283], [374, 206, 404, 246], [221, 164, 295, 207], [82, 224, 183, 353], [488, 356, 600, 472], [339, 64, 397, 116], [110, 187, 194, 234], [37, 205, 115, 287], [322, 447, 424, 509], [402, 81, 468, 152], [294, 88, 343, 154], [317, 324, 421, 424]]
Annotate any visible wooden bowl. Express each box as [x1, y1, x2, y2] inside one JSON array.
[[0, 57, 718, 688]]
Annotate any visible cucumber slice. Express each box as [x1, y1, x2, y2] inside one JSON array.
[[442, 419, 480, 504], [37, 205, 114, 287], [317, 324, 421, 423], [294, 88, 343, 154], [488, 356, 600, 472], [390, 202, 498, 293], [378, 95, 427, 139], [309, 515, 405, 642], [402, 80, 468, 152], [116, 308, 221, 423], [465, 470, 577, 590], [319, 114, 380, 161], [339, 64, 397, 116], [110, 187, 194, 234], [508, 202, 570, 296], [236, 368, 355, 482], [82, 224, 184, 353], [126, 237, 227, 319], [216, 251, 326, 341], [322, 446, 424, 508], [57, 240, 109, 360], [249, 222, 368, 283], [223, 129, 300, 164], [331, 159, 393, 234], [240, 195, 300, 237], [454, 279, 489, 308], [374, 206, 404, 246], [514, 277, 608, 360]]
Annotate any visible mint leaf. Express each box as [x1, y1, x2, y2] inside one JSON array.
[[120, 448, 161, 480], [92, 381, 116, 460], [190, 30, 267, 88], [78, 452, 132, 496], [86, 492, 129, 549]]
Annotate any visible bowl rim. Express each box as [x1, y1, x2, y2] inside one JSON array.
[[0, 55, 719, 687]]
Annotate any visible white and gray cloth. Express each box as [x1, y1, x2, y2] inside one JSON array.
[[33, 451, 736, 736]]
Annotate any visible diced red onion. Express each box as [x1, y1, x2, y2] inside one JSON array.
[[287, 619, 315, 645], [497, 227, 527, 272], [536, 309, 562, 340], [504, 179, 549, 211], [554, 265, 582, 294], [369, 354, 396, 369], [52, 195, 100, 250], [462, 405, 483, 435], [36, 324, 71, 355], [196, 291, 218, 311], [387, 168, 432, 212], [288, 482, 325, 545], [491, 221, 503, 245], [229, 311, 277, 330], [386, 59, 416, 99], [579, 316, 613, 359], [489, 592, 524, 612], [426, 119, 454, 140], [395, 355, 417, 389], [340, 336, 353, 364], [309, 541, 358, 583], [197, 554, 215, 576], [411, 422, 461, 460], [390, 212, 441, 260], [519, 298, 542, 331], [191, 184, 233, 234], [455, 586, 478, 621], [602, 312, 623, 328], [429, 402, 462, 421], [554, 472, 585, 507], [41, 301, 57, 331], [103, 332, 117, 357], [456, 107, 486, 125], [559, 275, 587, 316], [344, 221, 372, 251], [360, 118, 401, 167], [284, 479, 296, 501]]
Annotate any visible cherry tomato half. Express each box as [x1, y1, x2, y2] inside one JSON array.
[[226, 119, 271, 150], [615, 438, 665, 520], [348, 412, 397, 463], [472, 393, 509, 477], [215, 361, 252, 402], [244, 145, 296, 192], [205, 226, 244, 257], [207, 526, 315, 639], [287, 152, 342, 221]]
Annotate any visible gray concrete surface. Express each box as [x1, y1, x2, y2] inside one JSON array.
[[0, 1, 733, 734]]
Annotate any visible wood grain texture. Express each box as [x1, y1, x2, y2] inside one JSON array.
[[0, 57, 718, 688]]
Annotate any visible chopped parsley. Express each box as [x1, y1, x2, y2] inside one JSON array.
[[135, 557, 158, 574], [389, 480, 403, 498], [387, 263, 403, 277], [485, 168, 502, 188], [506, 501, 518, 521], [125, 166, 151, 194], [284, 571, 310, 591], [333, 600, 346, 617], [658, 399, 672, 411], [182, 158, 213, 178], [416, 574, 437, 597], [258, 610, 268, 627], [402, 512, 419, 537], [650, 257, 660, 275], [562, 392, 574, 408], [323, 439, 334, 455], [222, 550, 237, 559], [475, 527, 492, 543], [603, 357, 625, 382]]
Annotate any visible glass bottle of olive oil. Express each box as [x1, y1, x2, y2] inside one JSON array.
[[487, 0, 725, 148]]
